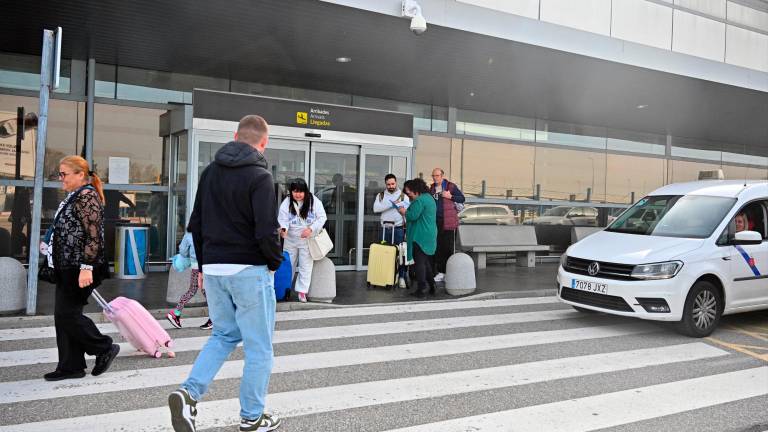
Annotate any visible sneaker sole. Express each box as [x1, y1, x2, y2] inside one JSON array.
[[239, 418, 282, 432], [168, 392, 195, 432], [43, 372, 86, 381], [166, 315, 182, 329], [266, 417, 282, 431]]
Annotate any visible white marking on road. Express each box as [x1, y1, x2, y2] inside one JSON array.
[[0, 323, 654, 403], [383, 367, 768, 432], [0, 309, 578, 367], [0, 297, 561, 341], [0, 343, 730, 431]]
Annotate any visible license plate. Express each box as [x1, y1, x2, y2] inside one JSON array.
[[571, 278, 607, 294]]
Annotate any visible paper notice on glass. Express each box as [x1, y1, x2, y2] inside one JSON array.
[[108, 157, 129, 184]]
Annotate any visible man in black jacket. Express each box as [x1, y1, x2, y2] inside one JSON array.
[[168, 115, 283, 432]]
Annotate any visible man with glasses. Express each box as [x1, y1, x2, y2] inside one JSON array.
[[429, 168, 465, 282], [372, 173, 409, 288]]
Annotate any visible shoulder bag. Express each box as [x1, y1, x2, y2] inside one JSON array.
[[293, 202, 333, 260]]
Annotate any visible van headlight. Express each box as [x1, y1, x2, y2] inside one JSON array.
[[631, 261, 683, 280], [560, 254, 568, 268]]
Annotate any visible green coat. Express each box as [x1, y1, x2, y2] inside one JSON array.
[[405, 193, 437, 259]]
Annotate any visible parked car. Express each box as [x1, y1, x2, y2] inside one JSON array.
[[558, 180, 768, 337], [459, 204, 517, 225], [525, 206, 599, 226]]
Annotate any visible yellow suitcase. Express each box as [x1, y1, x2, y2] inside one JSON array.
[[367, 225, 398, 288]]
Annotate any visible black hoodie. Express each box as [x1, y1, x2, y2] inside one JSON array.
[[187, 141, 283, 271]]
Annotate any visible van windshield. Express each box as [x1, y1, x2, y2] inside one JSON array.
[[605, 195, 736, 238], [543, 207, 570, 216]]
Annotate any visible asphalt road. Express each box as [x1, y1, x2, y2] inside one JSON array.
[[0, 295, 766, 432]]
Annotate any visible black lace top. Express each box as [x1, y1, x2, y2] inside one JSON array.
[[52, 188, 106, 270]]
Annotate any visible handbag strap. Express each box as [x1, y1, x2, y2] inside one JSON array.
[[292, 202, 309, 227], [292, 201, 320, 238]]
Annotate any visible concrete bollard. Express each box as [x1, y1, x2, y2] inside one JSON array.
[[445, 252, 476, 296], [308, 257, 336, 303], [165, 268, 206, 307], [0, 257, 27, 314]]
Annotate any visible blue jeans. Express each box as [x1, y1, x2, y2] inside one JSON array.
[[382, 225, 407, 278], [181, 266, 276, 419]]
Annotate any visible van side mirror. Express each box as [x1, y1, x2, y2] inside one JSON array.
[[733, 230, 763, 245]]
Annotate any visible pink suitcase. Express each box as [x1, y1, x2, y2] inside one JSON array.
[[92, 290, 174, 358]]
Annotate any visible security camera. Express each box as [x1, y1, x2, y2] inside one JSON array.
[[410, 15, 427, 35], [402, 0, 427, 35]]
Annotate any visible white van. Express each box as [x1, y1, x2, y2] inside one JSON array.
[[557, 180, 768, 337]]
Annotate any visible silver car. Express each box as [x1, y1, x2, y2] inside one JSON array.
[[459, 204, 517, 225]]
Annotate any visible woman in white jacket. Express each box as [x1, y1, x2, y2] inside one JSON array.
[[278, 178, 328, 302]]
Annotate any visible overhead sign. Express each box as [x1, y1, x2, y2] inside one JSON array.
[[193, 89, 413, 138]]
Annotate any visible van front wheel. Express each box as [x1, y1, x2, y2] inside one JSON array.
[[676, 280, 722, 338]]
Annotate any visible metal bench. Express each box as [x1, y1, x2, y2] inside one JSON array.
[[571, 226, 603, 244], [457, 225, 549, 269]]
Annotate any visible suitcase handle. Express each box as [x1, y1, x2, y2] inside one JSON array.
[[382, 222, 398, 244], [91, 289, 113, 313]]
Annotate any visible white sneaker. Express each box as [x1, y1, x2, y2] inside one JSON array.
[[433, 273, 445, 282], [168, 388, 197, 432], [398, 277, 407, 289], [297, 292, 307, 303], [240, 411, 281, 431]]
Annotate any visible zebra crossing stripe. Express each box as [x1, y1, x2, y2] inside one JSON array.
[[0, 297, 560, 341], [0, 323, 655, 404], [275, 297, 560, 320], [0, 309, 578, 368], [383, 366, 768, 432], [0, 343, 728, 431]]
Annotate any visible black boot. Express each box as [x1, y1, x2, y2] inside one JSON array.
[[92, 344, 120, 376], [44, 370, 85, 381]]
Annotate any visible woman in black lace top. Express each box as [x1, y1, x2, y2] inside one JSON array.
[[43, 156, 120, 382]]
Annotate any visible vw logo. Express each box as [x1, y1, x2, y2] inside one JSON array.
[[587, 262, 600, 276]]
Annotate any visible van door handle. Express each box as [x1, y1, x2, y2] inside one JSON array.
[[722, 256, 731, 261]]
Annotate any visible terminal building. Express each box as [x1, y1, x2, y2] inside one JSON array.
[[1, 0, 767, 272]]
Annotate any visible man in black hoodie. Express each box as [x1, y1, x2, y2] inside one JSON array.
[[168, 115, 283, 432]]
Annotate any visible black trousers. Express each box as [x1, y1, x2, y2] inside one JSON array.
[[413, 243, 435, 294], [434, 219, 456, 274], [54, 269, 112, 372]]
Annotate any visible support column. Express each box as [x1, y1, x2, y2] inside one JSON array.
[[84, 58, 95, 164]]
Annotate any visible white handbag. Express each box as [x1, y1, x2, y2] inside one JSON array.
[[307, 229, 333, 260], [294, 202, 333, 260]]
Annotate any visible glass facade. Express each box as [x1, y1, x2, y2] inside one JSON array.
[[0, 47, 766, 265], [0, 94, 84, 180], [0, 53, 71, 93], [93, 103, 168, 185], [102, 189, 168, 262], [362, 154, 408, 263], [415, 124, 767, 252]]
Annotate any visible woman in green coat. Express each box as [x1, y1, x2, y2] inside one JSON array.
[[398, 178, 437, 298]]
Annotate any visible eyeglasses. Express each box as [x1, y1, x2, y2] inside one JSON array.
[[57, 171, 72, 179]]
